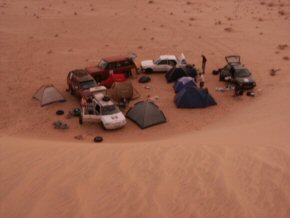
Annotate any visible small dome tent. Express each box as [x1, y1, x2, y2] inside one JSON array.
[[33, 84, 66, 106], [126, 101, 166, 129], [174, 76, 196, 93], [174, 86, 217, 108]]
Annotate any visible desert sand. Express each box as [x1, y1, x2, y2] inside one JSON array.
[[1, 0, 290, 217]]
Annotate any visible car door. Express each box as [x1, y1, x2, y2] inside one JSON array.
[[155, 59, 169, 72], [94, 103, 102, 120]]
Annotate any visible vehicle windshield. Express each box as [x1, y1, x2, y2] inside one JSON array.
[[153, 58, 160, 65], [235, 69, 251, 77], [80, 80, 96, 89], [98, 59, 108, 69], [101, 105, 120, 115]]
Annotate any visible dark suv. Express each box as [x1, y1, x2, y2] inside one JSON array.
[[217, 56, 256, 89], [67, 69, 98, 97], [86, 55, 137, 83]]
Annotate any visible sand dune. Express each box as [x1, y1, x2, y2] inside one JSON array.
[[1, 0, 290, 217]]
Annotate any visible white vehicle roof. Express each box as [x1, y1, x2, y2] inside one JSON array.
[[93, 94, 115, 107], [159, 55, 177, 60]]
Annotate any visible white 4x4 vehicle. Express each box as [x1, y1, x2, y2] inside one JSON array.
[[140, 53, 187, 74], [79, 89, 126, 130]]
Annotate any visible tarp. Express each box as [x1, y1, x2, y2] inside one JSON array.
[[174, 76, 196, 93], [165, 65, 197, 83], [126, 101, 166, 129], [174, 86, 217, 108], [33, 85, 66, 106]]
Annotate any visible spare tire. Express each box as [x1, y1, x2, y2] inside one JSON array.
[[139, 75, 151, 83], [102, 96, 111, 101], [56, 110, 64, 115], [94, 136, 103, 143]]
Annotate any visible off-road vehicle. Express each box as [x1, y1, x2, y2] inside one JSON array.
[[216, 55, 256, 89]]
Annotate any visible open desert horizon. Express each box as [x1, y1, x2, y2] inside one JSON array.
[[1, 0, 290, 217]]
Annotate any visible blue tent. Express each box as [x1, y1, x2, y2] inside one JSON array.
[[174, 77, 196, 93], [166, 65, 197, 83], [174, 86, 217, 108]]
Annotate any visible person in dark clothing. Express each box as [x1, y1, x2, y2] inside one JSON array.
[[234, 83, 244, 96], [201, 55, 207, 74]]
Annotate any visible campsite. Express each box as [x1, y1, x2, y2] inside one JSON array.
[[1, 0, 290, 218]]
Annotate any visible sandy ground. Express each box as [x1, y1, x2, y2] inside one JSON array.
[[1, 0, 290, 217]]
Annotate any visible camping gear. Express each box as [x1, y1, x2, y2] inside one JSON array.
[[126, 100, 167, 129], [174, 76, 196, 93], [53, 121, 69, 129], [73, 108, 81, 116], [139, 76, 151, 83], [33, 85, 66, 106], [165, 65, 197, 83], [175, 86, 217, 108]]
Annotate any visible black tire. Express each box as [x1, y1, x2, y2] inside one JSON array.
[[101, 122, 107, 130], [94, 136, 103, 143], [145, 68, 153, 74], [219, 74, 224, 81], [56, 110, 64, 115], [69, 86, 74, 95], [79, 115, 83, 125], [94, 76, 102, 83]]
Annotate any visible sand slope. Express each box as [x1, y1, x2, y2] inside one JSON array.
[[1, 0, 290, 217]]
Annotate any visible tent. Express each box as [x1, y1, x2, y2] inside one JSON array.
[[166, 65, 198, 83], [33, 85, 66, 106], [174, 86, 217, 108], [165, 67, 187, 83], [108, 79, 134, 102], [126, 101, 167, 129], [174, 76, 196, 93]]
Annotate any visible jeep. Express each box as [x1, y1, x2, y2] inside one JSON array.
[[217, 55, 256, 89], [67, 69, 99, 97], [86, 55, 137, 84]]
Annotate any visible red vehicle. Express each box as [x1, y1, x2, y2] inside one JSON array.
[[86, 55, 137, 83], [101, 73, 127, 88], [67, 69, 100, 98]]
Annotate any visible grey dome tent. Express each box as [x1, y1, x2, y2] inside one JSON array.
[[33, 84, 66, 106], [165, 65, 197, 83], [174, 76, 196, 93], [174, 86, 217, 108], [126, 101, 167, 129]]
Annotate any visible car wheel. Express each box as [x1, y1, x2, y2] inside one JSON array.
[[145, 68, 153, 74], [94, 136, 103, 143], [94, 76, 102, 83], [79, 115, 83, 125], [101, 122, 107, 130], [69, 86, 74, 95]]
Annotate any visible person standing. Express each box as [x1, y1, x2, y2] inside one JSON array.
[[201, 54, 207, 74], [199, 72, 205, 89]]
